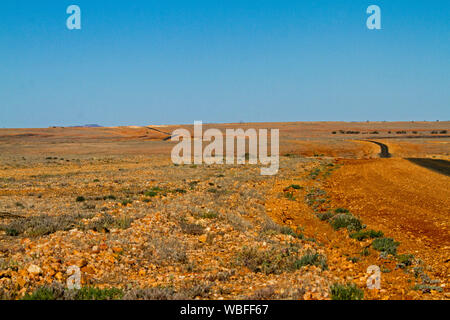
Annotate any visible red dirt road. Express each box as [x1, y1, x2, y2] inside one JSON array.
[[324, 159, 450, 290]]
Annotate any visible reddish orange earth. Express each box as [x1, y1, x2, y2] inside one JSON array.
[[266, 158, 449, 299], [324, 159, 449, 295]]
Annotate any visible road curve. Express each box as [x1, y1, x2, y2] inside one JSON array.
[[364, 140, 391, 158]]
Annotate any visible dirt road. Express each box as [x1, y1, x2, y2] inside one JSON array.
[[363, 140, 391, 158], [324, 158, 449, 291]]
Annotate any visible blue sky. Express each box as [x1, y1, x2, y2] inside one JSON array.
[[0, 0, 449, 128]]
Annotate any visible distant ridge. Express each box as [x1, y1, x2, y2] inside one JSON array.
[[71, 124, 103, 128]]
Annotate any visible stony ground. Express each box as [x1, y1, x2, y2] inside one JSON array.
[[0, 154, 448, 300]]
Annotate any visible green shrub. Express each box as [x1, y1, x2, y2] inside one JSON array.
[[305, 188, 327, 207], [287, 184, 302, 190], [87, 213, 133, 232], [350, 230, 384, 241], [144, 191, 158, 197], [75, 287, 124, 300], [360, 248, 370, 256], [294, 251, 328, 270], [261, 220, 302, 238], [121, 199, 133, 206], [22, 285, 123, 300], [280, 226, 304, 239], [76, 196, 86, 202], [372, 238, 399, 255], [198, 211, 218, 219], [15, 202, 25, 208], [22, 287, 57, 300], [397, 254, 414, 267], [334, 208, 349, 214], [317, 211, 334, 221], [5, 228, 20, 236], [1, 213, 93, 237], [381, 266, 391, 273], [330, 283, 364, 300], [284, 192, 296, 201], [412, 284, 443, 293], [309, 168, 321, 179], [330, 214, 363, 232], [144, 187, 165, 197], [236, 245, 300, 275], [347, 257, 360, 263]]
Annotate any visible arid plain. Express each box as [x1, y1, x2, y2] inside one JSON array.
[[0, 121, 448, 300]]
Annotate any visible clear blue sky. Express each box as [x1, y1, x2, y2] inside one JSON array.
[[1, 0, 449, 128]]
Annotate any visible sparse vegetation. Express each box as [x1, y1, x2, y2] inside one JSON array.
[[329, 214, 363, 232], [350, 229, 384, 241], [284, 192, 296, 201], [86, 213, 133, 232], [412, 284, 443, 293], [330, 283, 364, 300], [317, 211, 334, 221], [1, 122, 448, 301], [197, 210, 218, 219], [22, 283, 124, 300], [261, 219, 302, 239], [179, 221, 205, 235], [372, 238, 399, 255], [294, 250, 328, 270], [1, 213, 94, 237], [150, 237, 188, 264], [236, 245, 305, 275], [397, 254, 414, 267]]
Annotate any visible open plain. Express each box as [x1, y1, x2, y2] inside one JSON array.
[[0, 121, 448, 300]]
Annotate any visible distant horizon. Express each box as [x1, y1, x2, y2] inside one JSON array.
[[2, 119, 450, 130]]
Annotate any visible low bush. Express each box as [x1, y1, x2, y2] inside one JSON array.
[[372, 238, 399, 255], [86, 213, 133, 232], [317, 211, 334, 221], [22, 284, 124, 300], [397, 254, 414, 267], [179, 221, 205, 235], [236, 245, 301, 275], [261, 219, 302, 238], [350, 229, 384, 241], [1, 213, 93, 237], [294, 250, 328, 270], [150, 237, 188, 264], [330, 283, 364, 300], [329, 214, 363, 232]]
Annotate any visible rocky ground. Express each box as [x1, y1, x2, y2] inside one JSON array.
[[0, 154, 448, 300]]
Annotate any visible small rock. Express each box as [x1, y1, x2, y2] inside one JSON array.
[[198, 235, 207, 243], [27, 264, 42, 275]]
